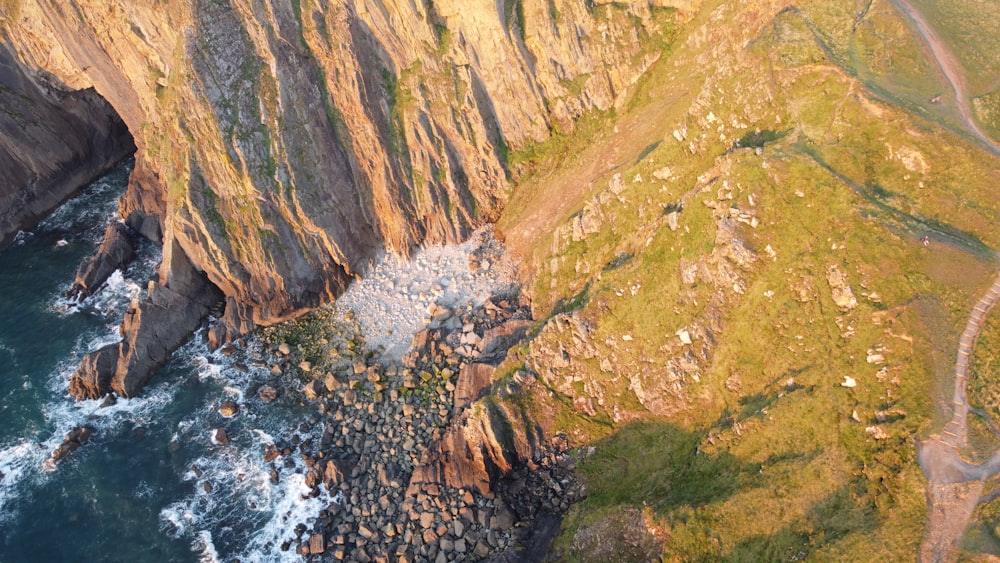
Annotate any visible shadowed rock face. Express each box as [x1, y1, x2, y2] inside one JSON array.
[[0, 43, 135, 249], [2, 0, 682, 396]]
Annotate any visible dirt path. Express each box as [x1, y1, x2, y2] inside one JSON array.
[[917, 273, 1000, 561], [886, 1, 1000, 560], [888, 0, 1000, 156]]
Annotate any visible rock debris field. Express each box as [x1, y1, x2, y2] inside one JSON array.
[[217, 228, 579, 561]]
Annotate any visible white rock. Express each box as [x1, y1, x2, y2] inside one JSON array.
[[866, 353, 885, 365], [676, 329, 692, 345], [653, 167, 672, 181], [841, 376, 857, 388]]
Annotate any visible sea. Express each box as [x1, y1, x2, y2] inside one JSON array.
[[0, 161, 327, 562]]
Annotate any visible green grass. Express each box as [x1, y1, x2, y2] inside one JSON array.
[[909, 0, 1000, 96], [492, 0, 1000, 558]]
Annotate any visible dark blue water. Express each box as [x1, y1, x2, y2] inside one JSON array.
[[0, 163, 326, 562]]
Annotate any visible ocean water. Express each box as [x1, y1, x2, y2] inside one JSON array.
[[0, 162, 325, 562]]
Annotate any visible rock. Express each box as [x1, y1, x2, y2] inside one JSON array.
[[474, 541, 490, 558], [419, 512, 435, 529], [218, 401, 239, 417], [258, 386, 278, 403], [490, 504, 515, 530], [826, 265, 858, 310], [324, 372, 339, 392], [99, 393, 118, 409], [310, 532, 326, 554], [212, 428, 229, 446], [0, 44, 134, 251], [865, 352, 886, 365], [69, 222, 136, 299], [299, 360, 313, 372], [304, 380, 324, 400], [675, 329, 692, 345], [479, 319, 533, 364], [653, 166, 673, 180], [277, 343, 292, 356], [841, 376, 857, 388], [865, 426, 889, 440], [263, 444, 281, 462]]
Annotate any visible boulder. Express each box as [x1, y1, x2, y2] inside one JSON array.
[[478, 319, 533, 364], [213, 428, 229, 446], [219, 400, 239, 417], [258, 385, 278, 403]]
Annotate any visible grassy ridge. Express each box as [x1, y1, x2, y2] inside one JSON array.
[[495, 0, 1000, 559]]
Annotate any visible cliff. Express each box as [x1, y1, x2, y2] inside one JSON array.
[[0, 42, 134, 249], [1, 0, 679, 397]]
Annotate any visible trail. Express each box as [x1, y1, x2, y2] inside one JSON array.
[[881, 2, 1000, 559], [917, 273, 1000, 562], [888, 0, 1000, 156]]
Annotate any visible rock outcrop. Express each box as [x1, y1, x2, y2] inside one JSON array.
[[3, 0, 675, 396], [69, 239, 223, 398], [0, 43, 134, 249], [69, 221, 136, 299]]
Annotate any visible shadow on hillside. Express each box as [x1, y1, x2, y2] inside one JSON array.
[[724, 486, 877, 561], [579, 421, 762, 511]]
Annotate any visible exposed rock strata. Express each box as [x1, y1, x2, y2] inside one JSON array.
[[3, 0, 677, 396], [0, 43, 134, 249], [69, 221, 136, 299], [69, 240, 223, 399]]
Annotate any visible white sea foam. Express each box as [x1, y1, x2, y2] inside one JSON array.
[[160, 407, 332, 563], [194, 530, 221, 563]]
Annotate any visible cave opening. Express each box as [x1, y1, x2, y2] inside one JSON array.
[[0, 43, 136, 251]]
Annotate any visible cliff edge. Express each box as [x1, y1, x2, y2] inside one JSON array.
[[1, 0, 680, 397]]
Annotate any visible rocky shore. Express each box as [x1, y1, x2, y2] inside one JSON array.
[[214, 290, 580, 562]]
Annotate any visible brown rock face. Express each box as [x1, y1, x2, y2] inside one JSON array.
[[0, 43, 134, 249], [4, 0, 673, 396], [69, 221, 136, 299], [69, 240, 223, 399]]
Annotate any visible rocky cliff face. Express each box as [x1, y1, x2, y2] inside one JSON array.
[[1, 0, 679, 396], [0, 42, 134, 249]]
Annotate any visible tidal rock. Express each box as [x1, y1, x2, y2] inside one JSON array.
[[69, 221, 136, 299], [219, 401, 239, 417], [70, 242, 223, 399], [213, 428, 229, 446], [258, 385, 278, 403], [49, 425, 96, 464]]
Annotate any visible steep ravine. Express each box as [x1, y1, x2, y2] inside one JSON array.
[[0, 0, 687, 398]]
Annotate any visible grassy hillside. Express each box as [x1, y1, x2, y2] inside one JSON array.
[[496, 0, 1000, 559]]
